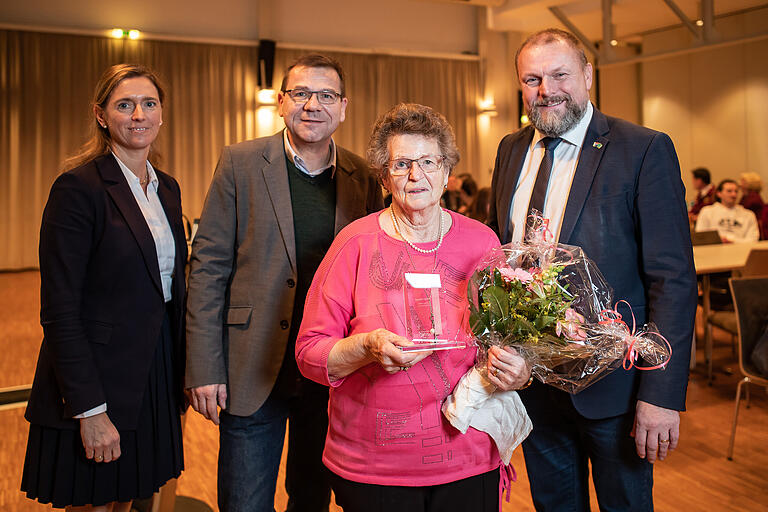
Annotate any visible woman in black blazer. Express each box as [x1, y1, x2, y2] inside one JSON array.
[[21, 64, 187, 511]]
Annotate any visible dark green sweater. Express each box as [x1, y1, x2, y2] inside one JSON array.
[[273, 155, 336, 397]]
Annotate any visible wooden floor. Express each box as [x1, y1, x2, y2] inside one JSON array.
[[1, 270, 767, 511]]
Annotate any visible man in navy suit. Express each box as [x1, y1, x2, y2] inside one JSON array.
[[488, 29, 697, 511]]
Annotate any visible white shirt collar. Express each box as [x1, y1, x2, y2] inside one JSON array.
[[283, 129, 337, 177], [112, 152, 158, 190], [532, 101, 594, 149]]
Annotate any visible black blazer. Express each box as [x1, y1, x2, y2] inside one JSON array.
[[489, 107, 697, 419], [25, 154, 187, 430]]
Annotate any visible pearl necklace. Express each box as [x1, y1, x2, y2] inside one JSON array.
[[390, 207, 445, 254]]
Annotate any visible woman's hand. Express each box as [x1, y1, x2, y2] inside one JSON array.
[[80, 412, 121, 463], [363, 328, 433, 374], [486, 346, 532, 391], [327, 328, 433, 379]]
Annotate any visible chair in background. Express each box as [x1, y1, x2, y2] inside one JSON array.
[[707, 249, 768, 370], [726, 276, 768, 460]]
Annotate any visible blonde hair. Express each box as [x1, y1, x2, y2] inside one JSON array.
[[61, 64, 166, 171], [739, 172, 763, 192]]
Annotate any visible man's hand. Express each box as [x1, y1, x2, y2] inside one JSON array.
[[187, 384, 228, 425], [80, 412, 120, 463], [632, 400, 680, 463]]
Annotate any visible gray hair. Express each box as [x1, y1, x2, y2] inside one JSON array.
[[367, 103, 460, 182], [515, 28, 589, 77]]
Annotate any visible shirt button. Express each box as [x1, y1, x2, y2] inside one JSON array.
[[280, 320, 289, 330], [287, 278, 296, 288]]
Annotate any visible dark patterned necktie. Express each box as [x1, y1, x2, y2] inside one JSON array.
[[526, 136, 563, 226]]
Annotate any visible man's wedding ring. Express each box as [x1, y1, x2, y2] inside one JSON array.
[[659, 439, 670, 444], [95, 455, 103, 461]]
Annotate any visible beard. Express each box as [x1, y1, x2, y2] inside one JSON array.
[[526, 94, 587, 137]]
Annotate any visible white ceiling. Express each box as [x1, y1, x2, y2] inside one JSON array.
[[1, 0, 766, 55], [485, 0, 768, 42]]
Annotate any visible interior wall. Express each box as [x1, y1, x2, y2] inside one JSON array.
[[641, 7, 768, 204], [0, 0, 478, 54], [598, 47, 641, 126], [475, 22, 520, 188]]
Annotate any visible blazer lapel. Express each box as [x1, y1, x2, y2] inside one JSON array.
[[334, 150, 364, 235], [498, 127, 534, 243], [155, 173, 188, 281], [98, 154, 163, 296], [260, 133, 297, 273], [559, 108, 610, 244]]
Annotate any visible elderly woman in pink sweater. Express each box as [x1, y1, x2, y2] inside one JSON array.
[[296, 103, 531, 512]]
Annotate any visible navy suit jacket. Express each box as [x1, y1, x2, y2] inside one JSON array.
[[489, 107, 697, 419], [25, 154, 188, 430]]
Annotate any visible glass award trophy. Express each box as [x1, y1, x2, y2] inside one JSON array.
[[400, 272, 466, 352]]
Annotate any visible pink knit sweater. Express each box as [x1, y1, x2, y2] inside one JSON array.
[[296, 210, 501, 486]]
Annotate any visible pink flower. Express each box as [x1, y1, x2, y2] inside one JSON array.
[[499, 267, 533, 283], [564, 308, 585, 324], [556, 308, 588, 341]]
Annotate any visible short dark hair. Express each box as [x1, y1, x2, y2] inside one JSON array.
[[367, 103, 460, 183], [717, 178, 737, 192], [692, 167, 711, 185], [515, 28, 588, 77], [280, 54, 346, 97]]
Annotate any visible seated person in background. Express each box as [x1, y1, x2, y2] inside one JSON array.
[[441, 173, 478, 214], [739, 171, 765, 220], [456, 172, 478, 214], [689, 167, 716, 224], [696, 179, 759, 243], [468, 186, 492, 223], [442, 174, 463, 211]]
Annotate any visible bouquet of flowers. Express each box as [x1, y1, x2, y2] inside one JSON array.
[[467, 212, 672, 394]]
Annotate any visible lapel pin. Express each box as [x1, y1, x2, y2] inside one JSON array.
[[592, 141, 603, 149]]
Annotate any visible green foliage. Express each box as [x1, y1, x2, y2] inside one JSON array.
[[469, 263, 575, 349]]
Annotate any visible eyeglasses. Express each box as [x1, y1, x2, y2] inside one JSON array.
[[388, 155, 445, 176], [282, 88, 342, 105]]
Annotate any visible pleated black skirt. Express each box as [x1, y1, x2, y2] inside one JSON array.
[[20, 311, 184, 508]]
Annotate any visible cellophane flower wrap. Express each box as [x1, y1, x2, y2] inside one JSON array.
[[468, 212, 672, 394]]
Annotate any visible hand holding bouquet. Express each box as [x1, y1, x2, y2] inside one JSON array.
[[468, 212, 671, 393]]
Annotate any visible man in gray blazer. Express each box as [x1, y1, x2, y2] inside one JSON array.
[[186, 54, 383, 512]]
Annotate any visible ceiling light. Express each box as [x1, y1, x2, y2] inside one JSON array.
[[695, 19, 704, 26], [610, 39, 618, 47], [128, 30, 141, 40], [111, 28, 125, 39]]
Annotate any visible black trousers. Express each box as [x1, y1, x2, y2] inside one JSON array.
[[329, 468, 499, 512]]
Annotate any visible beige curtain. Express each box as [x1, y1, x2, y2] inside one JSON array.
[[0, 29, 480, 270]]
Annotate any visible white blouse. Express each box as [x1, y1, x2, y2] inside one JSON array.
[[114, 153, 176, 302]]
